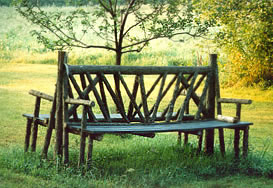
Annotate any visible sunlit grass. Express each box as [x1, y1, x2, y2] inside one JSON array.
[[0, 6, 273, 187], [1, 61, 273, 187]]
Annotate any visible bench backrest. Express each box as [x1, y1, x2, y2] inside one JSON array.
[[59, 53, 218, 125]]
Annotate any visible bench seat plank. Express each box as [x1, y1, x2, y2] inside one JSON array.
[[23, 112, 194, 123], [67, 120, 253, 134]]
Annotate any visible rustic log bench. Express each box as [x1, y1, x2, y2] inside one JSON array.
[[23, 52, 253, 168]]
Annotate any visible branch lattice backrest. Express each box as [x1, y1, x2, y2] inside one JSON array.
[[64, 65, 213, 124]]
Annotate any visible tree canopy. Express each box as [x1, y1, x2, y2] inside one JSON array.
[[15, 0, 215, 65], [198, 0, 273, 87]]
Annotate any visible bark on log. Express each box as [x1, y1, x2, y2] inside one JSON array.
[[68, 65, 211, 75], [55, 51, 67, 159], [24, 118, 32, 152], [218, 98, 252, 104], [205, 54, 217, 155], [31, 96, 41, 152]]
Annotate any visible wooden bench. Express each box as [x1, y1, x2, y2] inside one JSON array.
[[23, 51, 253, 168]]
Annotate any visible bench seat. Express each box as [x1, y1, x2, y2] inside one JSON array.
[[67, 120, 253, 134], [23, 112, 195, 124]]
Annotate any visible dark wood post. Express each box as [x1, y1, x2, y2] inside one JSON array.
[[197, 131, 203, 154], [87, 135, 94, 170], [234, 128, 240, 158], [79, 106, 87, 167], [63, 58, 69, 164], [177, 132, 182, 146], [234, 103, 242, 158], [215, 54, 225, 156], [24, 118, 32, 152], [243, 126, 249, 157], [42, 89, 57, 158], [184, 133, 189, 146], [205, 54, 217, 154], [31, 96, 41, 152], [54, 51, 67, 160]]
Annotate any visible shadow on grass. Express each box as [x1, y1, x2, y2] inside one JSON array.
[[0, 134, 272, 187]]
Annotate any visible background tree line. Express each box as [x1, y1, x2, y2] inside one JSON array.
[[2, 0, 91, 6], [1, 0, 161, 6], [5, 0, 273, 87]]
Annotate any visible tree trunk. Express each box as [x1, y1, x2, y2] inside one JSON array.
[[115, 50, 122, 113], [116, 50, 122, 66]]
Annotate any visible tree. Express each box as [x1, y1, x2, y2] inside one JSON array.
[[15, 0, 215, 66], [197, 0, 273, 87]]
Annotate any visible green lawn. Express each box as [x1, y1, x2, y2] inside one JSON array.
[[0, 5, 272, 187], [0, 63, 272, 187]]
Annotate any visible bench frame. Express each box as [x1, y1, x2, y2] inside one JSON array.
[[23, 51, 253, 168]]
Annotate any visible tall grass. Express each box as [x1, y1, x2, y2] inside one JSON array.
[[1, 6, 273, 187], [0, 135, 273, 187]]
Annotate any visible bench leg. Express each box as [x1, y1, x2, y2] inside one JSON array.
[[63, 128, 69, 164], [234, 128, 240, 159], [42, 93, 56, 158], [197, 131, 203, 154], [78, 133, 86, 167], [87, 135, 94, 170], [243, 126, 249, 158], [24, 118, 33, 152], [31, 119, 39, 152], [184, 133, 189, 146], [205, 129, 215, 154], [42, 123, 54, 158], [218, 128, 225, 156], [177, 132, 182, 146]]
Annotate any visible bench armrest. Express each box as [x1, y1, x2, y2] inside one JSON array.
[[217, 98, 252, 104], [65, 98, 95, 107], [29, 89, 54, 101], [29, 89, 95, 107], [217, 98, 252, 120]]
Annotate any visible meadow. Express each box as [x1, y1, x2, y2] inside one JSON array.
[[0, 6, 273, 188]]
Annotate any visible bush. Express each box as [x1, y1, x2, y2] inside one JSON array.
[[0, 0, 11, 6], [198, 0, 273, 87]]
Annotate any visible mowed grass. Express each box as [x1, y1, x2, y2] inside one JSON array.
[[0, 5, 272, 188], [0, 63, 273, 187]]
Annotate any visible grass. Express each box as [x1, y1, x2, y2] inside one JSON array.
[[0, 6, 273, 187], [0, 63, 273, 187]]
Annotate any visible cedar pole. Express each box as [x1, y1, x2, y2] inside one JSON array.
[[215, 54, 225, 156], [205, 54, 217, 154], [42, 90, 57, 158], [54, 51, 67, 160], [30, 96, 41, 152], [63, 52, 70, 164], [24, 118, 32, 152]]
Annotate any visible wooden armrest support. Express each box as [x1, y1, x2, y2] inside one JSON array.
[[216, 115, 239, 123], [218, 98, 252, 104], [65, 98, 95, 107], [29, 89, 95, 107], [29, 89, 54, 101]]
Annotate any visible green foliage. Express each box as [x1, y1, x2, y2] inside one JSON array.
[[14, 0, 215, 65], [198, 0, 273, 87], [0, 0, 11, 6]]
